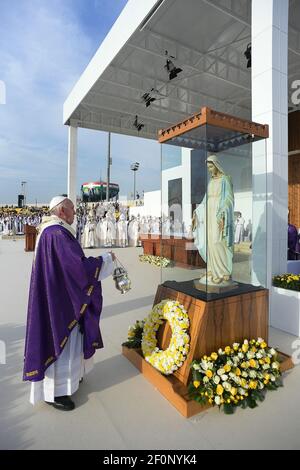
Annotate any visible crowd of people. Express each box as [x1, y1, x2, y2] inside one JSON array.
[[77, 202, 192, 248], [0, 207, 45, 235], [234, 212, 252, 244], [0, 202, 210, 248]]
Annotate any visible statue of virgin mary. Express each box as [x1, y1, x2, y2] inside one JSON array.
[[192, 154, 234, 285]]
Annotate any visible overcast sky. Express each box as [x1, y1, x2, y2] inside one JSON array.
[[0, 0, 161, 204]]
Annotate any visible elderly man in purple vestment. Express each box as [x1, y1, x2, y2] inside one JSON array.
[[23, 196, 115, 411]]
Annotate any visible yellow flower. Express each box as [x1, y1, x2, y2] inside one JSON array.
[[240, 378, 247, 388], [241, 361, 248, 369], [205, 370, 213, 379], [216, 384, 224, 395], [235, 367, 241, 376], [224, 364, 231, 372], [193, 381, 200, 388], [230, 387, 237, 396], [242, 343, 249, 353], [249, 359, 257, 368], [264, 356, 271, 364], [211, 352, 218, 361], [249, 380, 258, 389], [261, 342, 267, 349], [224, 346, 231, 355]]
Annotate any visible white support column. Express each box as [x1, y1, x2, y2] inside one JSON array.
[[67, 125, 78, 207], [252, 0, 289, 288]]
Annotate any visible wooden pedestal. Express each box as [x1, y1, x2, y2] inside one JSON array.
[[24, 224, 37, 252], [123, 284, 293, 417], [140, 235, 205, 268]]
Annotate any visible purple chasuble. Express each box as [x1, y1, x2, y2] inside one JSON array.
[[23, 225, 103, 382]]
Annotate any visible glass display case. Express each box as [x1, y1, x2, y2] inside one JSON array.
[[158, 107, 269, 301]]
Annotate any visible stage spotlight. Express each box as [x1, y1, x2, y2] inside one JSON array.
[[142, 92, 156, 107], [244, 43, 251, 68], [164, 51, 182, 80], [133, 115, 145, 132]]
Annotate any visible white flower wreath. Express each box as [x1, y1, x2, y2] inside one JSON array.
[[141, 299, 190, 375]]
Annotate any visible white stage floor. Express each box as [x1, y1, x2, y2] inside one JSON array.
[[0, 238, 299, 450]]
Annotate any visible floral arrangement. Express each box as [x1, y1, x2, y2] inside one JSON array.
[[141, 299, 190, 375], [188, 338, 282, 414], [273, 273, 300, 291], [139, 254, 172, 268], [122, 320, 145, 349]]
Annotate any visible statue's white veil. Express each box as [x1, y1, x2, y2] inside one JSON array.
[[206, 154, 225, 174]]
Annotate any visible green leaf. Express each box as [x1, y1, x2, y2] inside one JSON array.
[[247, 397, 258, 409], [223, 403, 235, 414]]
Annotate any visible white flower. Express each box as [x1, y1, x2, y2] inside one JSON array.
[[247, 351, 255, 359], [221, 374, 228, 382], [238, 387, 246, 395], [232, 375, 240, 384], [242, 371, 248, 378], [223, 382, 231, 392], [238, 352, 244, 359], [233, 343, 240, 349], [257, 338, 264, 344], [201, 361, 209, 371], [218, 348, 224, 355], [256, 352, 263, 359], [272, 362, 279, 370], [249, 370, 257, 379], [213, 375, 220, 385], [269, 348, 276, 356], [263, 364, 270, 370], [214, 396, 221, 405], [217, 368, 225, 376], [203, 376, 209, 384]]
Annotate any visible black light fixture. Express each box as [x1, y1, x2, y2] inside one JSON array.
[[244, 43, 251, 68], [133, 115, 144, 132], [164, 50, 182, 80], [141, 92, 156, 108]]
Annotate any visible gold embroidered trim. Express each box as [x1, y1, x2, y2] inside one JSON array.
[[68, 319, 77, 330], [45, 356, 54, 366], [87, 285, 94, 296], [94, 267, 100, 279], [80, 304, 88, 315], [60, 336, 68, 348], [26, 370, 38, 377], [92, 342, 99, 347]]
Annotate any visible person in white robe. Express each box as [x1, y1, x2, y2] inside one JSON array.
[[234, 212, 245, 244], [117, 213, 128, 248]]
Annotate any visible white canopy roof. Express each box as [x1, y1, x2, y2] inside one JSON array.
[[64, 0, 300, 140]]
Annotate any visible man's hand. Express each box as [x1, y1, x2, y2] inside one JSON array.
[[110, 251, 116, 261]]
